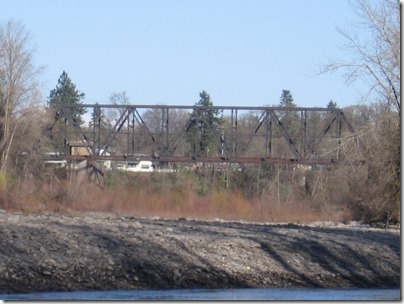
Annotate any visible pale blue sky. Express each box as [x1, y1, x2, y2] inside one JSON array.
[[2, 0, 366, 108]]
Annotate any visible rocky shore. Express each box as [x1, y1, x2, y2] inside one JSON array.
[[0, 210, 400, 294]]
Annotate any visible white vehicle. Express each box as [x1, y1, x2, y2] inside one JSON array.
[[126, 161, 154, 172]]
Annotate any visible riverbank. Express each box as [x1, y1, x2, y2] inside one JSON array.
[[0, 210, 400, 293]]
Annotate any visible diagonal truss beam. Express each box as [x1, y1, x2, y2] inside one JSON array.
[[100, 107, 130, 153], [268, 110, 302, 159], [306, 110, 338, 157]]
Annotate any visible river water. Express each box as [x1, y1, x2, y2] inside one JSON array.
[[0, 288, 400, 301]]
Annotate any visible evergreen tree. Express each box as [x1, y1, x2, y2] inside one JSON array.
[[327, 100, 338, 108], [279, 89, 296, 107], [187, 90, 222, 157], [48, 71, 86, 125], [278, 90, 298, 135]]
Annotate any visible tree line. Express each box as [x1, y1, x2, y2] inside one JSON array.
[[0, 0, 399, 225]]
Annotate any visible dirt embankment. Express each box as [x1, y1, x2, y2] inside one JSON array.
[[0, 210, 400, 293]]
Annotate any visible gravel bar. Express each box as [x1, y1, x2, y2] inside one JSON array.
[[0, 210, 400, 293]]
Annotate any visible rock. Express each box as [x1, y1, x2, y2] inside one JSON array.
[[28, 272, 35, 278], [13, 241, 28, 253], [45, 258, 57, 266], [131, 221, 143, 228], [42, 271, 52, 276], [174, 269, 181, 279]]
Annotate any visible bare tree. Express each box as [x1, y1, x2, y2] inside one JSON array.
[[320, 0, 400, 225], [0, 21, 41, 172], [106, 90, 130, 123], [321, 0, 400, 114]]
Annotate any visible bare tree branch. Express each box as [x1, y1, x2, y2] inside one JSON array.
[[320, 0, 400, 114]]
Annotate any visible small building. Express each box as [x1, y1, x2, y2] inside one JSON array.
[[68, 140, 93, 156]]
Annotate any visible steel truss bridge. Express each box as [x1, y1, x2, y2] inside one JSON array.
[[38, 104, 365, 167]]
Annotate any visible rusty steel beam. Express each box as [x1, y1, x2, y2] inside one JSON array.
[[41, 154, 365, 166]]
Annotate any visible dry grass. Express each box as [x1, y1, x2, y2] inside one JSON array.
[[0, 171, 349, 224]]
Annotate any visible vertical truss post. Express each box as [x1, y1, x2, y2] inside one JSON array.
[[301, 110, 307, 159], [130, 108, 135, 156], [230, 109, 238, 158], [197, 108, 207, 157], [162, 107, 169, 156], [93, 105, 101, 155], [126, 108, 131, 156], [265, 110, 272, 157], [336, 111, 342, 160], [193, 108, 198, 158], [268, 112, 273, 158], [220, 126, 225, 156]]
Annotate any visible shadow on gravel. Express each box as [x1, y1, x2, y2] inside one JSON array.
[[20, 221, 251, 291], [251, 234, 396, 288], [88, 229, 251, 290], [158, 219, 400, 288], [0, 217, 400, 293], [215, 222, 400, 288]]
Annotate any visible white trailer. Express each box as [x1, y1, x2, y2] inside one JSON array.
[[126, 161, 154, 172]]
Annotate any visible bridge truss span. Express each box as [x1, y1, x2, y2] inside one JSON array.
[[38, 104, 365, 167]]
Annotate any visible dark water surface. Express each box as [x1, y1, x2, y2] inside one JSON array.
[[0, 288, 400, 301]]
